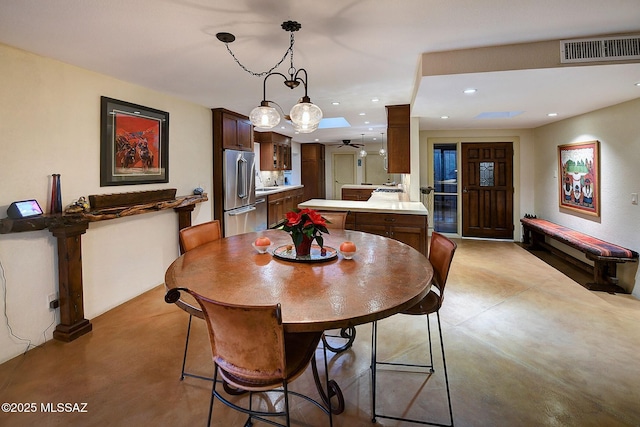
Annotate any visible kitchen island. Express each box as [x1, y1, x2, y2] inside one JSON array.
[[299, 190, 429, 256]]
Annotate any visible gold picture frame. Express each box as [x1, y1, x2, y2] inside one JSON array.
[[558, 140, 600, 217]]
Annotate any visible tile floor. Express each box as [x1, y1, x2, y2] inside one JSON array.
[[1, 239, 639, 426]]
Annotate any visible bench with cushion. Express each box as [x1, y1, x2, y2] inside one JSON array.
[[521, 217, 638, 293]]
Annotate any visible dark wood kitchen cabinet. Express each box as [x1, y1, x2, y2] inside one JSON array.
[[266, 187, 304, 228], [301, 143, 325, 201], [213, 108, 253, 152], [256, 131, 291, 171], [212, 108, 253, 225], [353, 212, 427, 256], [386, 104, 410, 174], [341, 188, 374, 201]]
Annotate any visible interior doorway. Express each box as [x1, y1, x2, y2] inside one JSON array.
[[332, 152, 356, 199], [461, 142, 514, 239]]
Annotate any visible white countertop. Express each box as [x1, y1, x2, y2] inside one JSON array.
[[341, 184, 399, 190], [255, 185, 304, 197], [299, 191, 428, 216]]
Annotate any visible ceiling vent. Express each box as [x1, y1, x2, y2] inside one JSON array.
[[560, 35, 640, 63]]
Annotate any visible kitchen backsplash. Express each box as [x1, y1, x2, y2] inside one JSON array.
[[257, 170, 284, 188]]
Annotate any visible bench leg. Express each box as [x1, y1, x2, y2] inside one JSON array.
[[585, 260, 625, 294]]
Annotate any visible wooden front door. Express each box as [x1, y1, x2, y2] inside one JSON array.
[[461, 142, 513, 239]]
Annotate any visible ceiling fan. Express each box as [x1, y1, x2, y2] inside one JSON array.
[[328, 139, 364, 148]]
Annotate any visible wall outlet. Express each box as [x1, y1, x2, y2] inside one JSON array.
[[47, 292, 59, 310]]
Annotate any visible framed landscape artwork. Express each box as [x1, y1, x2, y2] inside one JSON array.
[[558, 140, 600, 217], [100, 97, 169, 186]]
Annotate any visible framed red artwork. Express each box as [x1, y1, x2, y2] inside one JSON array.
[[100, 97, 169, 186], [558, 140, 600, 217]]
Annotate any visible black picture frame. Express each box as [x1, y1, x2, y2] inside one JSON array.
[[100, 96, 169, 186]]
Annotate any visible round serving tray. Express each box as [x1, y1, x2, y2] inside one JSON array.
[[272, 244, 338, 263]]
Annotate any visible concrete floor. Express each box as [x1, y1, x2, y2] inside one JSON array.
[[1, 239, 639, 426]]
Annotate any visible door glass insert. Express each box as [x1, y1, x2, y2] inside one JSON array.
[[432, 144, 458, 233], [479, 162, 494, 187]]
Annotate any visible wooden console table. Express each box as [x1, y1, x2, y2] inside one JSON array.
[[0, 193, 207, 341]]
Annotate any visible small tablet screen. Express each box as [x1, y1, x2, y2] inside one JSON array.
[[16, 200, 43, 217], [7, 199, 43, 218]]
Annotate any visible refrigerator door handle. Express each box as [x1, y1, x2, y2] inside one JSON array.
[[227, 206, 256, 216], [237, 156, 248, 199]]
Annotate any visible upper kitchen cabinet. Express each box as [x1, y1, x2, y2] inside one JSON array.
[[386, 104, 410, 174], [255, 131, 292, 171], [301, 143, 325, 201], [213, 108, 253, 151]]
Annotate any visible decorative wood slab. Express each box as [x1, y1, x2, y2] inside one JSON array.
[[88, 189, 177, 209]]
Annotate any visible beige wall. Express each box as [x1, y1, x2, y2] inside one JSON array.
[[533, 98, 640, 296], [0, 44, 213, 363]]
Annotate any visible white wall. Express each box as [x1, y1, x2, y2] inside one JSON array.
[[533, 98, 640, 296], [0, 44, 213, 363]]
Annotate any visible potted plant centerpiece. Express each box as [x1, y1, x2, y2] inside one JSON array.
[[278, 208, 330, 258]]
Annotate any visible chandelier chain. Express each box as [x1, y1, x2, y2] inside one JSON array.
[[224, 32, 296, 77]]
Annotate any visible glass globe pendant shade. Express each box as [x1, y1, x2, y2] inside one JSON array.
[[292, 120, 319, 134], [289, 100, 322, 129], [250, 104, 280, 129], [359, 149, 367, 158], [379, 148, 387, 156]]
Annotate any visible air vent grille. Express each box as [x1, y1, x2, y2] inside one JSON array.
[[561, 35, 640, 63]]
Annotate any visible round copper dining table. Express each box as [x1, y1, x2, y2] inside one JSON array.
[[165, 228, 433, 333]]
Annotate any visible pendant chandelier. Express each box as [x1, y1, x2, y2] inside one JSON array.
[[379, 132, 387, 156], [359, 134, 367, 158], [217, 21, 322, 133]]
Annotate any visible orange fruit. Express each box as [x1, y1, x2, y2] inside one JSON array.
[[339, 241, 356, 252], [255, 237, 271, 247]]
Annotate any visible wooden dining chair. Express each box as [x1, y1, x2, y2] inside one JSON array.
[[179, 220, 221, 253], [371, 231, 457, 427], [174, 220, 221, 381], [165, 288, 333, 427]]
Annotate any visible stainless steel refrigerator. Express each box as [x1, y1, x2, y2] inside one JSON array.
[[223, 149, 256, 236]]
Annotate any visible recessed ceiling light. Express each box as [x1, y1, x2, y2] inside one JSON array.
[[368, 127, 373, 131], [314, 138, 319, 142], [371, 98, 379, 102], [332, 101, 340, 105], [463, 88, 477, 94], [547, 113, 558, 117], [359, 112, 366, 116], [440, 115, 449, 119], [635, 82, 640, 87], [364, 121, 370, 124]]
